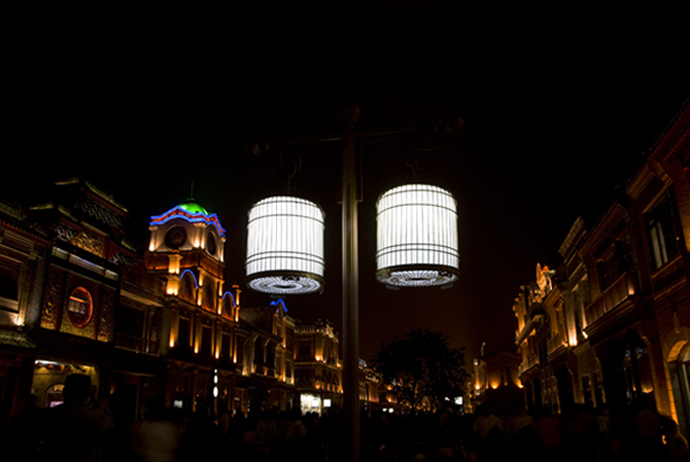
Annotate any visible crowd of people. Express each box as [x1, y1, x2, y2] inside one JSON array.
[[2, 374, 689, 461]]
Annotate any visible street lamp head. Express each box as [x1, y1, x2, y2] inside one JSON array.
[[245, 195, 326, 295], [375, 184, 460, 288]]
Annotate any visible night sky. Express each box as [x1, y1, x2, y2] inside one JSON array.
[[6, 2, 689, 364]]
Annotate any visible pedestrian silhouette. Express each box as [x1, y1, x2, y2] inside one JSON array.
[[38, 373, 114, 462]]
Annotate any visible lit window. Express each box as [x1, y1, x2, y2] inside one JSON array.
[[648, 192, 680, 269], [67, 287, 93, 328], [0, 261, 19, 312]]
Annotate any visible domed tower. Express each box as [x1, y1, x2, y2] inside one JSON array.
[[147, 199, 226, 304], [146, 199, 240, 359]]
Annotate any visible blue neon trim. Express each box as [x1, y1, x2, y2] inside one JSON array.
[[270, 298, 287, 312], [222, 291, 237, 307], [179, 269, 200, 288], [149, 206, 226, 236]]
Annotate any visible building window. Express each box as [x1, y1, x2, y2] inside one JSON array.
[[67, 287, 93, 328], [116, 305, 144, 337], [236, 339, 245, 367], [178, 316, 191, 350], [596, 232, 634, 291], [222, 332, 231, 360], [266, 343, 275, 368], [0, 261, 19, 312], [254, 338, 264, 365], [648, 192, 681, 269], [286, 329, 294, 352], [203, 283, 215, 311], [223, 298, 234, 319], [298, 340, 311, 358], [201, 324, 212, 355]]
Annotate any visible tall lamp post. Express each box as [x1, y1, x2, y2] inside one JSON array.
[[341, 105, 361, 462], [245, 106, 462, 461]]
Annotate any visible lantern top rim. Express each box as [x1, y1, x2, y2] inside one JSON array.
[[249, 195, 326, 216], [377, 183, 455, 200]]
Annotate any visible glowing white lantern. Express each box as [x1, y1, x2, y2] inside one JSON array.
[[376, 184, 459, 288], [246, 196, 326, 294]]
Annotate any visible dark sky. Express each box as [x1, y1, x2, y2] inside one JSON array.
[[6, 2, 689, 363]]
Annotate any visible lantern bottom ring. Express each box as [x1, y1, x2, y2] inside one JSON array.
[[246, 271, 325, 295], [376, 265, 459, 289]]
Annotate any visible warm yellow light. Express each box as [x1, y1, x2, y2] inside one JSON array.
[[168, 254, 182, 274], [166, 276, 179, 295]]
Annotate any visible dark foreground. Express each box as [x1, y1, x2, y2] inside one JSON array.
[[3, 402, 688, 462]]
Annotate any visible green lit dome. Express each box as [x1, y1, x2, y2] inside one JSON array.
[[179, 200, 208, 215]]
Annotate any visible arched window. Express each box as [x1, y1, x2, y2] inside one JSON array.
[[672, 343, 690, 437], [223, 297, 234, 319], [179, 272, 196, 304], [266, 342, 275, 369], [202, 281, 215, 310], [254, 338, 264, 365]]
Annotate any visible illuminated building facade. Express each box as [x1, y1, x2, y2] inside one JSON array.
[[0, 200, 49, 415], [0, 181, 362, 421], [235, 299, 297, 413], [19, 179, 161, 415], [471, 345, 522, 414], [580, 101, 690, 433], [146, 199, 303, 416], [293, 319, 381, 415], [359, 359, 381, 410], [294, 319, 343, 414], [515, 101, 690, 434], [145, 199, 238, 413]]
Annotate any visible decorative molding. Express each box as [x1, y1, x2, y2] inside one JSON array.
[[41, 268, 64, 330], [70, 230, 106, 258]]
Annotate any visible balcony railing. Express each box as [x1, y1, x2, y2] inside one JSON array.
[[115, 333, 159, 355], [547, 330, 567, 356], [585, 272, 635, 326], [519, 355, 539, 375]]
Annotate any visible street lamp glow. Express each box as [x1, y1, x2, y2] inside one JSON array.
[[376, 184, 460, 288], [245, 196, 326, 294]]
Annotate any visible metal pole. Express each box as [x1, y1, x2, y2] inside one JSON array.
[[341, 104, 360, 462]]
